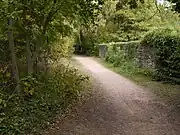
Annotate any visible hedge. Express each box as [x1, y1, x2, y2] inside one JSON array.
[[141, 28, 180, 83]]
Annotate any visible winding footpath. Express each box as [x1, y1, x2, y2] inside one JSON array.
[[46, 56, 180, 135]]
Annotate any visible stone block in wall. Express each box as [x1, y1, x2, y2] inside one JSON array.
[[111, 41, 156, 70], [99, 44, 108, 58], [111, 41, 140, 59], [99, 41, 156, 70], [136, 44, 156, 69]]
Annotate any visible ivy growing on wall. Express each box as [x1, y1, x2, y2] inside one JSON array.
[[141, 28, 180, 83]]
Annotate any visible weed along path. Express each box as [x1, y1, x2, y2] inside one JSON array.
[[46, 56, 180, 135]]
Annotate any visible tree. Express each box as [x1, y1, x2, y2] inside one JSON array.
[[0, 0, 104, 91], [116, 0, 145, 10], [170, 0, 180, 12], [7, 17, 21, 92]]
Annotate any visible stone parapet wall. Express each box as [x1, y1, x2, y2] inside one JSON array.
[[99, 41, 156, 70], [136, 44, 156, 69]]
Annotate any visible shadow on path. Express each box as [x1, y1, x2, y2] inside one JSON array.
[[45, 56, 180, 135]]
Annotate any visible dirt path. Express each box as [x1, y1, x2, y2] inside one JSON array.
[[46, 56, 180, 135]]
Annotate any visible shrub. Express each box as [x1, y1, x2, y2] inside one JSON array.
[[141, 28, 180, 83], [105, 43, 141, 75], [75, 34, 99, 56], [51, 36, 75, 60], [0, 63, 89, 135], [105, 45, 126, 66], [105, 41, 154, 76]]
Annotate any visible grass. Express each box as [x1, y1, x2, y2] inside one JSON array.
[[94, 57, 180, 110]]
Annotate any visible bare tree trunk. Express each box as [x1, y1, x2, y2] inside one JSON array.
[[26, 36, 33, 75], [8, 18, 21, 93]]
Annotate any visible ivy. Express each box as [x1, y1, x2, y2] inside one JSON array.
[[141, 28, 180, 83]]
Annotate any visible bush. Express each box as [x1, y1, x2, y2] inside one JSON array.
[[51, 36, 75, 60], [0, 63, 89, 135], [75, 34, 99, 56], [105, 41, 154, 76], [105, 43, 141, 75], [141, 28, 180, 83]]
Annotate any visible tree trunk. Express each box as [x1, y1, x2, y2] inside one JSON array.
[[32, 36, 43, 72], [26, 36, 33, 75], [79, 27, 82, 53], [8, 18, 21, 93]]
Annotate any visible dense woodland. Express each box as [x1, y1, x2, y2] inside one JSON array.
[[0, 0, 180, 134]]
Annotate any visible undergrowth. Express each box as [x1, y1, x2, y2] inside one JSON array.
[[0, 62, 89, 135], [141, 28, 180, 83], [105, 45, 152, 76]]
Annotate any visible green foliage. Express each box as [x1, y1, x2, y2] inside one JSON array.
[[104, 40, 153, 77], [167, 0, 180, 12], [85, 0, 179, 84], [0, 64, 11, 84], [80, 0, 147, 44], [50, 36, 75, 60], [20, 76, 39, 96], [141, 28, 180, 83], [105, 44, 139, 74], [0, 41, 9, 63], [0, 64, 89, 135], [83, 0, 180, 45], [0, 0, 103, 134], [81, 37, 99, 56], [0, 0, 104, 76], [74, 27, 99, 56], [0, 0, 102, 133]]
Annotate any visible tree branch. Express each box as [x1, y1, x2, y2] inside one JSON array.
[[42, 1, 63, 34]]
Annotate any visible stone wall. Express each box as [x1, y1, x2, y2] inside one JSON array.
[[99, 44, 108, 58], [136, 44, 156, 69], [99, 41, 156, 70]]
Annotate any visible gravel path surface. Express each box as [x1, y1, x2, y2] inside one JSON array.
[[46, 56, 180, 135]]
